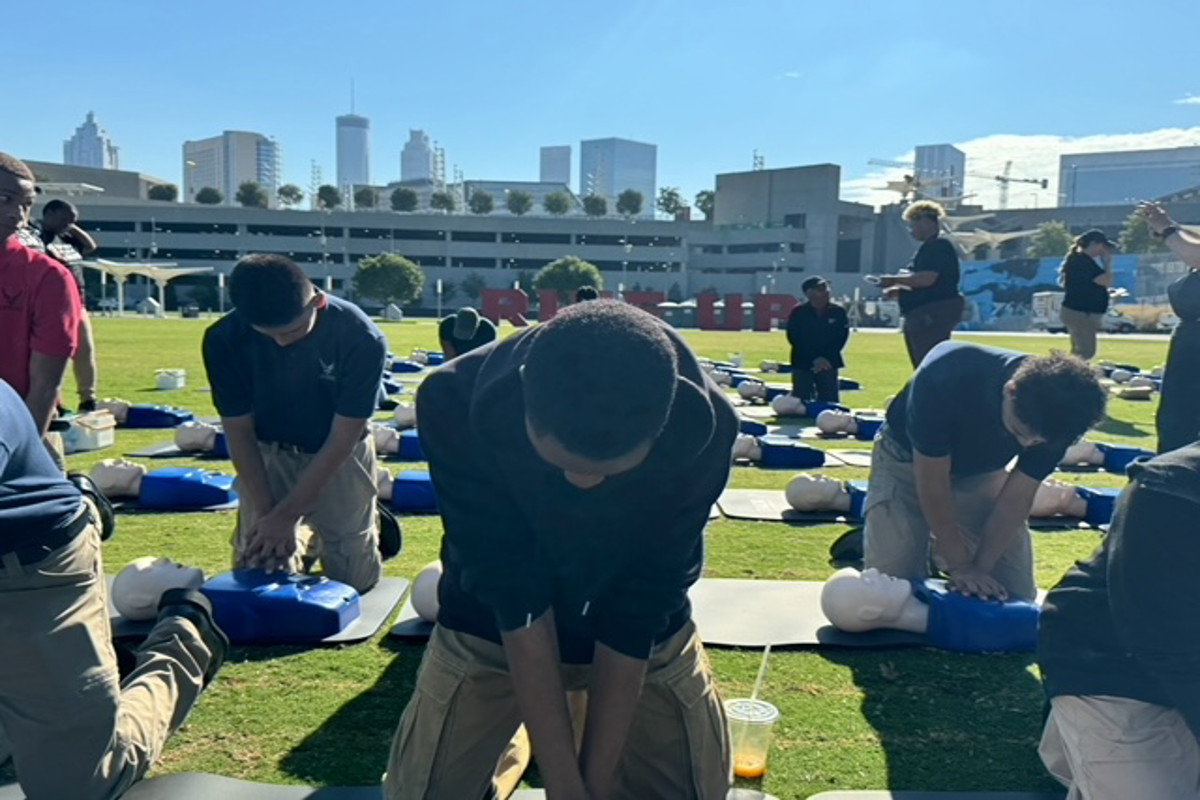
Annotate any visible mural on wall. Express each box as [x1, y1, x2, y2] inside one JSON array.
[[959, 255, 1138, 330]]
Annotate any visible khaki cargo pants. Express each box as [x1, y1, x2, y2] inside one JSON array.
[[1040, 695, 1200, 799], [862, 433, 1036, 602], [384, 620, 732, 800], [0, 501, 213, 800], [232, 435, 382, 593]]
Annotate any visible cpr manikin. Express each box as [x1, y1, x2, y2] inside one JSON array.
[[112, 557, 206, 621], [731, 433, 824, 468], [1030, 479, 1117, 526], [1059, 440, 1152, 473], [737, 380, 787, 404], [411, 560, 443, 623], [770, 393, 847, 418], [820, 567, 1039, 653], [96, 398, 194, 428], [393, 403, 417, 429], [786, 473, 866, 518], [370, 422, 424, 460], [375, 467, 438, 513], [815, 409, 885, 440], [89, 459, 238, 510], [173, 420, 229, 457]]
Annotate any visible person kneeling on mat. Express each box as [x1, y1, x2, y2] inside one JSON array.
[[202, 254, 388, 594], [0, 379, 228, 800], [438, 306, 497, 361], [1038, 443, 1200, 799], [863, 342, 1106, 602], [384, 300, 737, 800]]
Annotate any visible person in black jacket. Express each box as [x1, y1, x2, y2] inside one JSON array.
[[1038, 443, 1200, 798], [384, 300, 736, 800], [1058, 229, 1117, 360], [785, 275, 850, 402]]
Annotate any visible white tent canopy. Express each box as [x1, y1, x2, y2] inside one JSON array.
[[81, 259, 213, 315]]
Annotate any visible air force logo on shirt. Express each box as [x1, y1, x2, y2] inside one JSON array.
[[318, 358, 336, 382]]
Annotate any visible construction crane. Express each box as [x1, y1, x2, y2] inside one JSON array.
[[973, 161, 1048, 210]]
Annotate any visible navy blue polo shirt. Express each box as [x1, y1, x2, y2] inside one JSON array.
[[883, 341, 1067, 480], [0, 380, 80, 550], [202, 294, 387, 453]]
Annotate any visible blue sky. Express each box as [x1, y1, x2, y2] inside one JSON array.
[[7, 0, 1199, 208]]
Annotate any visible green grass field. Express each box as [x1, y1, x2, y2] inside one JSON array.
[[23, 318, 1171, 797]]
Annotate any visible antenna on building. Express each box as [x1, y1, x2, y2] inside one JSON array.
[[753, 150, 765, 171], [350, 78, 356, 114], [433, 142, 446, 188]]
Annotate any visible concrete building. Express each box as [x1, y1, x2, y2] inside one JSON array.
[[23, 160, 170, 201], [1059, 146, 1200, 207], [63, 112, 120, 170], [401, 130, 434, 184], [914, 143, 965, 202], [540, 145, 571, 185], [579, 138, 656, 218], [336, 114, 370, 191], [183, 131, 280, 206]]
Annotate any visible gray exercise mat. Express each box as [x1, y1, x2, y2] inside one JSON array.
[[388, 596, 434, 641], [718, 489, 860, 524], [111, 498, 239, 514], [808, 793, 1063, 800], [107, 576, 409, 646], [126, 442, 228, 460]]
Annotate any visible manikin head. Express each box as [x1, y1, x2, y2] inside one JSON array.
[[737, 380, 767, 400], [370, 422, 401, 455], [40, 198, 78, 236], [731, 434, 762, 462], [1060, 439, 1102, 466], [710, 370, 731, 387], [1110, 368, 1133, 384], [1031, 479, 1085, 518], [111, 557, 205, 620], [230, 254, 324, 347], [409, 349, 430, 366], [820, 567, 918, 633], [771, 394, 806, 416], [0, 153, 36, 242], [815, 409, 856, 434], [759, 360, 780, 373], [375, 466, 394, 500], [903, 200, 945, 243], [97, 398, 131, 424], [785, 473, 846, 511], [522, 301, 674, 490], [1000, 353, 1106, 449], [393, 403, 417, 428], [174, 420, 219, 452], [1127, 375, 1155, 390], [411, 560, 443, 623], [89, 459, 148, 497]]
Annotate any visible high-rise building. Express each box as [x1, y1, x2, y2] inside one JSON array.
[[1059, 146, 1200, 206], [336, 114, 370, 191], [540, 145, 571, 185], [401, 130, 434, 184], [913, 143, 965, 202], [182, 131, 280, 205], [63, 111, 120, 170], [579, 138, 657, 218]]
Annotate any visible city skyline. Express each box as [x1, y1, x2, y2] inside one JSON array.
[[6, 0, 1199, 212]]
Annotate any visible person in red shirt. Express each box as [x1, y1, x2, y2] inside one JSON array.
[[0, 153, 81, 440]]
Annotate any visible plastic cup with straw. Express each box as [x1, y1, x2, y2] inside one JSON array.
[[726, 644, 780, 780]]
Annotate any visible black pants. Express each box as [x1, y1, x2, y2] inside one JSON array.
[[792, 367, 839, 403], [1157, 323, 1200, 454]]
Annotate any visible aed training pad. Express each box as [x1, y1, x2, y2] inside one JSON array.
[[107, 576, 409, 646]]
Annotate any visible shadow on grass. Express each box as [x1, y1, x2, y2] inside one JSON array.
[[820, 649, 1062, 794], [1094, 414, 1152, 439], [279, 641, 424, 786]]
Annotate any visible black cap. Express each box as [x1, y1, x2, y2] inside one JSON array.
[[801, 276, 829, 293], [1078, 229, 1118, 250]]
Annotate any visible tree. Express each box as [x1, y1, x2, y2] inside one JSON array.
[[506, 190, 534, 216], [195, 187, 223, 205], [317, 184, 342, 210], [1027, 220, 1073, 259], [468, 191, 494, 215], [543, 191, 571, 216], [582, 195, 607, 217], [695, 189, 715, 220], [534, 255, 604, 302], [236, 181, 269, 208], [390, 187, 419, 212], [277, 184, 304, 208], [354, 187, 378, 209], [430, 190, 456, 213], [148, 183, 178, 202], [1119, 212, 1168, 254], [461, 272, 488, 302], [667, 282, 684, 302], [353, 253, 425, 307], [616, 188, 644, 217], [440, 279, 458, 304], [656, 187, 688, 218]]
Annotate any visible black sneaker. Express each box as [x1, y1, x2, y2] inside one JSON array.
[[78, 398, 97, 413], [157, 588, 230, 687]]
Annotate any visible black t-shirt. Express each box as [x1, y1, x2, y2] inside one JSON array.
[[1061, 251, 1108, 314], [438, 313, 497, 357], [418, 321, 737, 662], [883, 341, 1067, 479], [1039, 444, 1200, 739], [899, 235, 961, 314], [785, 301, 850, 369], [202, 294, 387, 453]]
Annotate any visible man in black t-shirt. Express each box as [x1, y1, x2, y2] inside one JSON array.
[[202, 254, 388, 592], [863, 342, 1105, 601], [877, 200, 965, 367]]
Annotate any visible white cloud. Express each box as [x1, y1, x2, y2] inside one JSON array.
[[778, 71, 802, 80], [841, 127, 1200, 210], [1175, 95, 1200, 106]]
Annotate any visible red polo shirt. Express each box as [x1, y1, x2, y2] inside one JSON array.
[[0, 236, 80, 397]]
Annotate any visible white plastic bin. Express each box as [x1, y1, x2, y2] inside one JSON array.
[[155, 369, 187, 390], [63, 411, 117, 454]]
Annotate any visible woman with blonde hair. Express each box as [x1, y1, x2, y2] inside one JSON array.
[[1058, 229, 1117, 360]]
